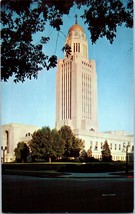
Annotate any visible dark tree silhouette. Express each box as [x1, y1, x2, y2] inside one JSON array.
[[14, 142, 30, 162], [1, 0, 133, 82], [79, 149, 88, 162]]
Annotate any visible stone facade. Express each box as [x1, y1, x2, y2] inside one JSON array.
[[56, 23, 98, 131], [73, 129, 134, 161], [1, 123, 39, 162], [55, 22, 134, 161]]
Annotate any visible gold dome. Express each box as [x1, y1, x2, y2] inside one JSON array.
[[68, 24, 84, 33]]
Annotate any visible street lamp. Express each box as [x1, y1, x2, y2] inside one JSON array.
[[1, 146, 7, 163]]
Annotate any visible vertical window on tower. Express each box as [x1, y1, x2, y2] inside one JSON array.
[[76, 43, 78, 52], [62, 71, 63, 120], [70, 61, 72, 119], [78, 43, 80, 52], [66, 66, 67, 119], [73, 43, 75, 52]]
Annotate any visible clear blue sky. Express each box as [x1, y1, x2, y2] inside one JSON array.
[[1, 6, 134, 133]]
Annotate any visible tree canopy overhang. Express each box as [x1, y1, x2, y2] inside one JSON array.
[[1, 0, 133, 83]]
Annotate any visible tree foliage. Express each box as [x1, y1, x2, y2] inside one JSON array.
[[72, 136, 84, 157], [82, 0, 133, 44], [101, 140, 112, 162], [87, 147, 92, 158], [59, 125, 84, 158], [51, 128, 65, 159], [59, 125, 73, 157], [1, 0, 133, 82], [29, 127, 51, 161], [29, 126, 65, 162], [14, 141, 30, 162], [29, 125, 84, 161], [79, 149, 88, 162]]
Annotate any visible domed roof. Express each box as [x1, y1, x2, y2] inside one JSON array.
[[68, 24, 84, 33]]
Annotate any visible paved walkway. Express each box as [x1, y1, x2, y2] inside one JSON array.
[[58, 171, 133, 178], [3, 169, 133, 178]]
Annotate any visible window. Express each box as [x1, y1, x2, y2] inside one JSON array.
[[95, 142, 98, 150], [78, 43, 80, 52], [73, 43, 75, 52], [115, 144, 117, 150], [119, 144, 121, 150], [101, 142, 103, 149], [90, 141, 92, 148], [5, 130, 9, 153], [122, 142, 126, 152], [25, 133, 31, 137], [110, 143, 112, 150], [76, 43, 78, 52]]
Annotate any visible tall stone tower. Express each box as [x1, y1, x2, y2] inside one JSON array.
[[56, 20, 99, 131]]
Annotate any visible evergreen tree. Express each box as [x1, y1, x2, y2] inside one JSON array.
[[101, 140, 112, 162]]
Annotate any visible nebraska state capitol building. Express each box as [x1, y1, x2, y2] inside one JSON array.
[[55, 20, 134, 161], [1, 21, 134, 162]]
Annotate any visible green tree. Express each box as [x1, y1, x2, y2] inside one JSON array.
[[29, 126, 65, 162], [59, 125, 73, 157], [29, 126, 52, 162], [72, 136, 84, 157], [101, 140, 112, 162], [14, 142, 30, 162], [1, 0, 133, 82], [51, 128, 65, 160], [59, 125, 84, 158]]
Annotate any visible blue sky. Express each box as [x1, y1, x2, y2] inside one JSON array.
[[1, 6, 134, 133]]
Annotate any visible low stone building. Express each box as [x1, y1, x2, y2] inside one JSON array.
[[1, 123, 134, 162], [73, 129, 134, 161], [1, 123, 40, 162]]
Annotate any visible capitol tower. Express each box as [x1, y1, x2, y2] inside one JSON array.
[[1, 20, 133, 163], [56, 19, 99, 132]]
